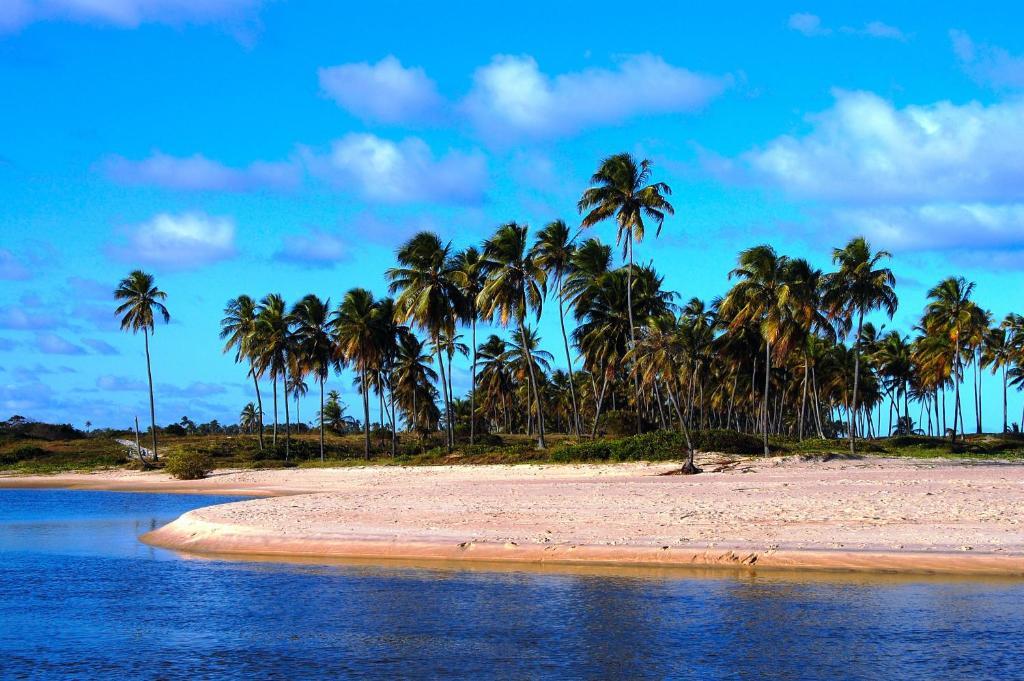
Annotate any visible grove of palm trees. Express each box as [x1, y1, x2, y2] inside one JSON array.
[[120, 153, 1024, 471]]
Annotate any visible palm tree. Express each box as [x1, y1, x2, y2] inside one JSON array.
[[923, 277, 976, 442], [114, 270, 169, 461], [387, 232, 464, 451], [394, 331, 438, 434], [333, 288, 380, 459], [720, 246, 796, 456], [239, 402, 259, 434], [453, 247, 484, 444], [220, 295, 265, 451], [982, 321, 1014, 434], [478, 222, 548, 448], [578, 153, 674, 433], [291, 294, 336, 461], [477, 334, 513, 432], [531, 219, 581, 435], [823, 237, 897, 454], [255, 294, 293, 458]]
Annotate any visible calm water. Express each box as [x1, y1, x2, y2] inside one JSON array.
[[1, 490, 1022, 680]]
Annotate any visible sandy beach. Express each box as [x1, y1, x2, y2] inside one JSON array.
[[4, 455, 1024, 575]]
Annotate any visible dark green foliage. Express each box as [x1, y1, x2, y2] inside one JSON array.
[[164, 450, 213, 480], [552, 429, 764, 462], [597, 410, 656, 436]]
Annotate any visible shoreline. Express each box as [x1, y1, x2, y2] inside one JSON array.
[[6, 457, 1024, 577]]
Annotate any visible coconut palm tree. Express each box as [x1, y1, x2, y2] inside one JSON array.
[[387, 232, 464, 451], [453, 246, 484, 444], [332, 288, 380, 459], [114, 270, 169, 461], [922, 277, 976, 442], [983, 320, 1015, 433], [239, 402, 260, 434], [531, 219, 581, 435], [478, 222, 548, 448], [394, 331, 438, 434], [255, 293, 293, 457], [578, 153, 674, 433], [823, 237, 897, 454], [291, 294, 336, 460], [220, 295, 265, 451], [720, 246, 797, 456]]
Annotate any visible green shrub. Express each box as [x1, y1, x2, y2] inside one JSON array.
[[597, 410, 642, 437], [550, 440, 614, 462], [164, 450, 213, 480], [689, 429, 763, 455], [0, 444, 47, 465]]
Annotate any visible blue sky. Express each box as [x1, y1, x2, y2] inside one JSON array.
[[3, 1, 1024, 429]]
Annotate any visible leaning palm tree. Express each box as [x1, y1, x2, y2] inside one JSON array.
[[220, 295, 265, 451], [578, 153, 674, 433], [291, 294, 336, 461], [115, 270, 169, 461], [332, 288, 380, 459], [386, 232, 464, 451], [531, 219, 581, 435], [720, 246, 796, 456], [478, 222, 549, 448], [823, 237, 897, 454]]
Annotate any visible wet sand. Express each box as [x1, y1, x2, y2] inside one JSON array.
[[4, 455, 1023, 575]]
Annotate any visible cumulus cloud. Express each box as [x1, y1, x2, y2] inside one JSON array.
[[744, 90, 1024, 203], [35, 332, 86, 355], [102, 152, 300, 192], [0, 305, 62, 330], [788, 13, 830, 36], [305, 134, 487, 203], [951, 30, 1024, 89], [82, 338, 120, 355], [835, 203, 1024, 252], [462, 54, 729, 143], [112, 212, 237, 269], [273, 228, 349, 268], [0, 0, 263, 32], [318, 55, 443, 124]]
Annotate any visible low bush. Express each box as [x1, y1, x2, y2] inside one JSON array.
[[163, 450, 213, 480]]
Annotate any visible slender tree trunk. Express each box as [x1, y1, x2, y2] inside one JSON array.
[[520, 321, 546, 449], [626, 239, 641, 435], [361, 360, 370, 459], [727, 369, 738, 431], [798, 355, 809, 441], [974, 351, 982, 434], [250, 363, 264, 451], [470, 315, 477, 445], [951, 338, 961, 443], [435, 337, 452, 452], [557, 279, 581, 436], [592, 370, 609, 438], [142, 328, 159, 461], [319, 376, 325, 462], [849, 312, 864, 454], [283, 364, 291, 461], [1003, 365, 1008, 433], [272, 375, 278, 447], [762, 340, 770, 456]]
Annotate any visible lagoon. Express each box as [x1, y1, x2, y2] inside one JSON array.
[[1, 488, 1022, 679]]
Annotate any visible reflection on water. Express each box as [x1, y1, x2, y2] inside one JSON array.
[[1, 489, 1022, 679]]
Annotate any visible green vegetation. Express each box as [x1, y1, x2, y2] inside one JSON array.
[[163, 450, 213, 480]]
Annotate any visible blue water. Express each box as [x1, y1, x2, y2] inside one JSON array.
[[1, 490, 1023, 679]]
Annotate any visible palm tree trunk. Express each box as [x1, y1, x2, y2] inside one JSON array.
[[849, 312, 864, 454], [470, 315, 477, 445], [272, 375, 278, 447], [951, 339, 961, 442], [250, 363, 264, 451], [592, 369, 609, 438], [283, 366, 291, 461], [319, 376, 325, 462], [974, 351, 982, 434], [798, 355, 809, 441], [626, 239, 641, 435], [361, 360, 370, 460], [762, 340, 770, 456], [143, 328, 159, 461], [434, 336, 452, 452], [519, 320, 546, 449], [557, 280, 581, 436], [1003, 365, 1008, 433]]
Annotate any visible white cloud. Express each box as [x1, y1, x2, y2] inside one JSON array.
[[113, 212, 237, 269], [744, 90, 1024, 202], [102, 152, 300, 192], [836, 203, 1024, 252], [35, 332, 86, 355], [273, 228, 349, 268], [788, 13, 830, 36], [862, 21, 905, 41], [0, 0, 262, 32], [462, 54, 729, 142], [951, 30, 1024, 89], [318, 55, 442, 124], [305, 134, 487, 203]]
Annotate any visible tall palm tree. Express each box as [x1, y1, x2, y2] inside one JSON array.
[[387, 232, 464, 451], [720, 246, 796, 456], [256, 294, 293, 458], [531, 219, 581, 435], [394, 331, 438, 434], [239, 402, 259, 434], [333, 288, 380, 459], [578, 153, 674, 433], [823, 237, 897, 454], [454, 246, 484, 444], [982, 321, 1014, 434], [114, 270, 169, 461], [220, 295, 265, 451], [478, 222, 548, 448], [923, 277, 976, 442], [291, 294, 336, 461]]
